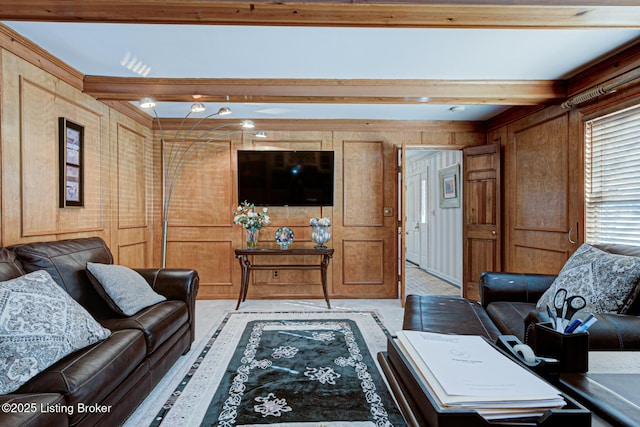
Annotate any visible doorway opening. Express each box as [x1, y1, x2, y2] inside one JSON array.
[[401, 149, 462, 298]]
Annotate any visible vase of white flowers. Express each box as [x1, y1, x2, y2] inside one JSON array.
[[233, 201, 270, 248], [310, 217, 331, 249]]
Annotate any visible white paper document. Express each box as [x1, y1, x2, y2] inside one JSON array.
[[396, 330, 566, 417]]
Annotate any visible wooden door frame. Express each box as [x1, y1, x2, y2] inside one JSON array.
[[397, 144, 463, 305]]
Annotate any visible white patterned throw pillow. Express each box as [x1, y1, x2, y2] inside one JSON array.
[[536, 244, 640, 315], [0, 270, 111, 394], [86, 262, 166, 316]]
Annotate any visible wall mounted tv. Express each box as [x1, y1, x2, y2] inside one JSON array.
[[237, 150, 334, 206]]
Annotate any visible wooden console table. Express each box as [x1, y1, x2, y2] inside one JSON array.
[[234, 247, 334, 310]]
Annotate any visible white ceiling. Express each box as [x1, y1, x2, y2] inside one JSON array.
[[4, 21, 640, 121]]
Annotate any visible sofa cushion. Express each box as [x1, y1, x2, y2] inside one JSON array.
[[0, 271, 111, 394], [86, 262, 166, 316], [17, 329, 146, 425], [536, 243, 640, 315], [100, 300, 188, 354], [11, 237, 115, 317]]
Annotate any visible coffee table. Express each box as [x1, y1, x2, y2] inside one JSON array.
[[378, 337, 591, 427], [558, 352, 640, 427]]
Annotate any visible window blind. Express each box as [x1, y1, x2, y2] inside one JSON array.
[[585, 104, 640, 246]]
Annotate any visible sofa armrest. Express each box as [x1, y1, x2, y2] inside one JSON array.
[[0, 393, 68, 427], [479, 272, 556, 308], [135, 268, 199, 344], [525, 310, 640, 350]]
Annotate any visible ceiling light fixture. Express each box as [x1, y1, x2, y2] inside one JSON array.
[[139, 97, 156, 109], [190, 102, 206, 113], [217, 106, 232, 116], [139, 98, 266, 267]]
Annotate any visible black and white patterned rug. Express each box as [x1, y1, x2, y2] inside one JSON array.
[[148, 311, 406, 427]]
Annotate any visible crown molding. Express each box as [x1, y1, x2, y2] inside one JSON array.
[[0, 1, 638, 29]]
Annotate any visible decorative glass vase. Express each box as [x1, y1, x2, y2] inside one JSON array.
[[310, 225, 331, 249], [246, 227, 259, 249]]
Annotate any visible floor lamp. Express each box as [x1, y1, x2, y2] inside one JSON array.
[[140, 98, 266, 267]]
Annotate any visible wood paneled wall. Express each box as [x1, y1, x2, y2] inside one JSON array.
[[8, 24, 637, 297], [490, 73, 640, 274], [0, 49, 155, 267], [156, 125, 484, 300], [0, 37, 487, 301]]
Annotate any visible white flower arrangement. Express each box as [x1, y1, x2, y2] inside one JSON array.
[[310, 217, 331, 227], [233, 201, 270, 229]]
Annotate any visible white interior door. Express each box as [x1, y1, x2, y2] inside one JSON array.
[[406, 173, 421, 264]]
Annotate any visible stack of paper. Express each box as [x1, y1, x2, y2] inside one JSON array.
[[396, 331, 566, 421]]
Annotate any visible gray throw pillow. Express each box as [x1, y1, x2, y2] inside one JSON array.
[[536, 243, 640, 315], [86, 262, 166, 316], [0, 270, 111, 394]]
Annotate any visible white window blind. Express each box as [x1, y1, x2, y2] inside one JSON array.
[[585, 104, 640, 246]]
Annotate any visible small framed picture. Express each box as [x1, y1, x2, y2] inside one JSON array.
[[59, 118, 84, 207], [439, 164, 460, 208]]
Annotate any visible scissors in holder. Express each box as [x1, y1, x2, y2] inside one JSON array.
[[553, 288, 587, 331]]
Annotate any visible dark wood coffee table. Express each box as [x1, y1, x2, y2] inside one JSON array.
[[558, 352, 640, 427], [378, 337, 593, 427], [234, 247, 334, 310]]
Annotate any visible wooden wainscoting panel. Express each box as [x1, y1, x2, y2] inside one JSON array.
[[117, 241, 147, 268], [169, 138, 235, 227], [342, 239, 385, 285], [167, 240, 235, 299], [514, 114, 568, 232], [454, 131, 486, 147], [20, 80, 58, 234], [109, 108, 154, 266], [20, 77, 105, 237], [342, 140, 384, 227], [117, 123, 147, 229], [505, 107, 580, 273]]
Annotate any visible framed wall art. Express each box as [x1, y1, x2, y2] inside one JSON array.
[[438, 163, 460, 208], [59, 117, 84, 207]]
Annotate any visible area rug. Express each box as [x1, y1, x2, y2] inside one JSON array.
[[149, 311, 406, 426]]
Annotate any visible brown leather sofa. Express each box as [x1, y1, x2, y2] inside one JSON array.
[[0, 237, 199, 426], [403, 243, 640, 351]]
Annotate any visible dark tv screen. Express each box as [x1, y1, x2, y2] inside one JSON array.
[[237, 150, 334, 206]]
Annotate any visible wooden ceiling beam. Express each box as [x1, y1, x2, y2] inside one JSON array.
[[0, 1, 638, 29], [83, 76, 566, 106]]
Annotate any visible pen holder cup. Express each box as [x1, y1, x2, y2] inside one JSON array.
[[527, 323, 588, 373]]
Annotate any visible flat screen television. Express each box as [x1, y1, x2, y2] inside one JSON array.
[[237, 150, 334, 206]]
